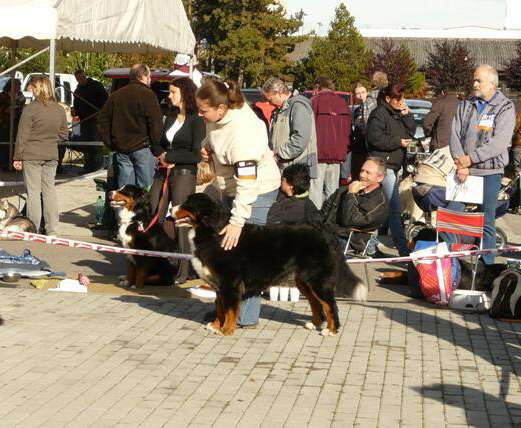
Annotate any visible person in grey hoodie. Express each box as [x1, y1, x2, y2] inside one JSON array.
[[450, 64, 516, 265], [262, 77, 320, 208]]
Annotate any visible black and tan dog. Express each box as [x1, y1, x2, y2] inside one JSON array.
[[174, 193, 367, 336], [0, 199, 36, 233], [109, 185, 178, 288]]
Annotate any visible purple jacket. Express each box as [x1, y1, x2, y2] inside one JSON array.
[[312, 91, 352, 163]]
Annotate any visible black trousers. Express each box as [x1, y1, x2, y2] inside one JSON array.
[[149, 168, 196, 281]]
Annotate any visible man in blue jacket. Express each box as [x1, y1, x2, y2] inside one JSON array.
[[450, 64, 516, 264]]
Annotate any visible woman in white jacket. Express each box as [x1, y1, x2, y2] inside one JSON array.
[[196, 79, 281, 327]]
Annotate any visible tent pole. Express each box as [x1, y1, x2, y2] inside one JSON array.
[[0, 47, 50, 77], [8, 40, 18, 170], [49, 39, 56, 92]]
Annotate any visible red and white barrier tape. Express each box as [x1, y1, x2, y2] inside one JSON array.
[[0, 230, 193, 260], [0, 229, 520, 265]]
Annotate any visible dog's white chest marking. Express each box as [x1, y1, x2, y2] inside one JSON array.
[[117, 208, 135, 248], [187, 228, 213, 282]]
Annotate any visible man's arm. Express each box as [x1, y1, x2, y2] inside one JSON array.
[[468, 104, 516, 164], [339, 191, 387, 230], [449, 101, 466, 160], [422, 99, 442, 137], [144, 92, 163, 145], [276, 101, 312, 161], [96, 97, 113, 149]]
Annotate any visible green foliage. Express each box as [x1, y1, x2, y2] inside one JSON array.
[[291, 4, 369, 91], [191, 0, 303, 87], [503, 41, 521, 92], [424, 40, 475, 95], [366, 39, 426, 96]]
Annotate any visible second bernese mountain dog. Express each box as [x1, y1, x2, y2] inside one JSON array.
[[174, 193, 367, 336], [109, 185, 178, 288]]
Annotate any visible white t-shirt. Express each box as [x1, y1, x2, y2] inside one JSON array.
[[165, 119, 183, 143]]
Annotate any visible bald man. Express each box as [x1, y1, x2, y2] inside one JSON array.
[[450, 64, 516, 265]]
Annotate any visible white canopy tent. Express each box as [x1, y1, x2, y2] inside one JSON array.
[[0, 0, 196, 164], [0, 0, 196, 54]]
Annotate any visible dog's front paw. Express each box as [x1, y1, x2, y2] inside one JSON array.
[[320, 328, 337, 337], [304, 322, 316, 330], [205, 322, 222, 335]]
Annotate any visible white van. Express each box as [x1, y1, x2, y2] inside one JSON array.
[[21, 73, 77, 106]]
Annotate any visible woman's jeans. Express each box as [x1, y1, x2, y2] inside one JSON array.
[[381, 168, 409, 256], [224, 189, 278, 326], [23, 160, 59, 235]]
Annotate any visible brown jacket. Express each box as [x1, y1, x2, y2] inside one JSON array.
[[14, 101, 68, 161], [97, 81, 162, 153], [422, 93, 460, 150]]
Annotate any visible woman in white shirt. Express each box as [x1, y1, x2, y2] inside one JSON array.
[[196, 79, 281, 327]]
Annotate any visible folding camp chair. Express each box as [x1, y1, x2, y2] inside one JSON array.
[[340, 227, 379, 291], [435, 207, 485, 290]]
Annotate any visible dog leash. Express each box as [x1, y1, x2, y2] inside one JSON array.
[[142, 166, 171, 233]]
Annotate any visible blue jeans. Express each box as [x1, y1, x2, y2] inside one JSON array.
[[481, 174, 502, 265], [223, 189, 278, 326], [115, 147, 156, 189], [381, 168, 409, 256]]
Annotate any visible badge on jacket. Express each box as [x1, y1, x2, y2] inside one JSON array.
[[477, 114, 495, 131], [234, 160, 257, 180]]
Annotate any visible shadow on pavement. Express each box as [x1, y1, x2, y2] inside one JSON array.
[[113, 294, 313, 328], [379, 306, 521, 425]]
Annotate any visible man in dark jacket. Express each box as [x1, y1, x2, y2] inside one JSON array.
[[312, 77, 351, 207], [422, 90, 460, 151], [73, 69, 108, 171], [97, 64, 162, 189], [321, 157, 388, 253]]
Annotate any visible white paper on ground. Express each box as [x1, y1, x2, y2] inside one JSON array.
[[445, 172, 484, 204], [49, 279, 88, 293]]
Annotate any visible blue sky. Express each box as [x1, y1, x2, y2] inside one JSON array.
[[283, 0, 508, 35]]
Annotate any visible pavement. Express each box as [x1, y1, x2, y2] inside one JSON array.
[[1, 169, 521, 427]]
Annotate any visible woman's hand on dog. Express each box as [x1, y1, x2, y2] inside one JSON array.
[[220, 223, 243, 250], [12, 160, 22, 171]]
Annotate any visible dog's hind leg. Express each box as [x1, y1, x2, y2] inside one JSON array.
[[311, 288, 340, 336], [296, 278, 325, 331], [135, 267, 146, 289], [221, 291, 240, 336]]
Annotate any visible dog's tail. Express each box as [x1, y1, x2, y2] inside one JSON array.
[[337, 261, 368, 302]]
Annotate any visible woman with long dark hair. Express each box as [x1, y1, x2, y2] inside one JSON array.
[[366, 82, 416, 256], [150, 77, 205, 284]]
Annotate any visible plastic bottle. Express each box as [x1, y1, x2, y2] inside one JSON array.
[[95, 195, 104, 225]]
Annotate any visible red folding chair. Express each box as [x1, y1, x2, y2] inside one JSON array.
[[435, 207, 485, 290]]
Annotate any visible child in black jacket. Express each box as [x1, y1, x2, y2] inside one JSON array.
[[267, 164, 321, 226]]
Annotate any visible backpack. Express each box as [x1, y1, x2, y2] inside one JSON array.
[[489, 269, 521, 319]]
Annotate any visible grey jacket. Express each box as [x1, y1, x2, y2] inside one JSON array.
[[449, 90, 516, 176], [269, 94, 318, 178]]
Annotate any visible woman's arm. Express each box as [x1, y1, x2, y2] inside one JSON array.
[[13, 106, 33, 160], [366, 109, 402, 152]]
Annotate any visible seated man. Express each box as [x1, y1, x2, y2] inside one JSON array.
[[321, 157, 388, 254]]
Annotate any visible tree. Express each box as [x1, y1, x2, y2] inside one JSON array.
[[366, 39, 426, 97], [191, 0, 303, 87], [503, 41, 521, 92], [424, 40, 475, 95], [291, 3, 369, 91]]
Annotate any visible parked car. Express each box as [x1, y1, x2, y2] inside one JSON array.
[[21, 72, 78, 107], [406, 99, 432, 150], [241, 88, 265, 105]]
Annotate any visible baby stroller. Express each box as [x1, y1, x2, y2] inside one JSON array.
[[401, 147, 512, 248]]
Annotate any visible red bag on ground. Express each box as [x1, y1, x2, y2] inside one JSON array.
[[412, 242, 453, 305]]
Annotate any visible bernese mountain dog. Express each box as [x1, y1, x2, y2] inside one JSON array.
[[109, 185, 178, 288], [174, 193, 367, 336]]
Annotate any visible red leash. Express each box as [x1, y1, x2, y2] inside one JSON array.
[[142, 166, 171, 233]]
